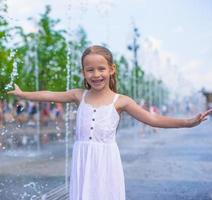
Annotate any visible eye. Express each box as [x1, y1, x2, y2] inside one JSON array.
[[99, 67, 106, 71]]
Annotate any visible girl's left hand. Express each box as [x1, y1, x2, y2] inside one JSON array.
[[186, 109, 212, 127]]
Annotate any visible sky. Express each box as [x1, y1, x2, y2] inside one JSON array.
[[4, 0, 212, 96]]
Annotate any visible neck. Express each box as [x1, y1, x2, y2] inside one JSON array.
[[89, 86, 113, 96]]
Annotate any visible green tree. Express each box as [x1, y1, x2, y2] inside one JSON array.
[[68, 27, 91, 89], [0, 3, 13, 98], [17, 6, 90, 92], [114, 55, 130, 95], [32, 5, 68, 91]]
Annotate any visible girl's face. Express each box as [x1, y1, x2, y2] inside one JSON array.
[[82, 54, 115, 91]]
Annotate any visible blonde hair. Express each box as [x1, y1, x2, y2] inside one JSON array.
[[81, 45, 117, 92]]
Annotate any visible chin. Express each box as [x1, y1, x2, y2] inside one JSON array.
[[91, 84, 106, 90]]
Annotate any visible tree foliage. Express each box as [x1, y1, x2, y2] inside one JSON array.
[[0, 5, 169, 107]]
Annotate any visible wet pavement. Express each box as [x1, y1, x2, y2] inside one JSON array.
[[118, 120, 212, 200], [0, 119, 212, 199]]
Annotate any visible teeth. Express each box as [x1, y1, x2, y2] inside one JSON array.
[[93, 79, 103, 82]]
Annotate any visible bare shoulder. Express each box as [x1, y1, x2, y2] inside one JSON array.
[[70, 88, 84, 104], [116, 94, 135, 113]]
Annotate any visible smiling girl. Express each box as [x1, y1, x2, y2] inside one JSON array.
[[8, 45, 212, 200]]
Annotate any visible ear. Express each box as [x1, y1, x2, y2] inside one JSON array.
[[110, 64, 116, 75]]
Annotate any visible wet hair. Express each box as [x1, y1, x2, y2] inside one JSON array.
[[81, 45, 117, 92]]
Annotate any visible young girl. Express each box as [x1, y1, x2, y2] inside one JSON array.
[[8, 45, 212, 200]]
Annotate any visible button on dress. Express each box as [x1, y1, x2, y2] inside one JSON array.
[[69, 90, 125, 200]]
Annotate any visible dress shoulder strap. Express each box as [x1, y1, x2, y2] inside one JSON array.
[[112, 94, 120, 104], [81, 90, 88, 102]]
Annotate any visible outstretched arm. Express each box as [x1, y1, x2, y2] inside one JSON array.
[[7, 84, 81, 103], [121, 95, 212, 128]]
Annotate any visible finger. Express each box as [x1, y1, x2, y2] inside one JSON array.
[[202, 113, 208, 120], [200, 118, 208, 123], [206, 109, 212, 114], [196, 111, 210, 123], [201, 113, 207, 119], [200, 110, 211, 118], [200, 114, 206, 121], [201, 116, 208, 120], [203, 111, 211, 118], [205, 109, 212, 115]]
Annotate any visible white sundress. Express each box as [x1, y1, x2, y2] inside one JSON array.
[[69, 90, 125, 200]]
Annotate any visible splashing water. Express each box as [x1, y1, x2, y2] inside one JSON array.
[[0, 0, 7, 17], [65, 39, 71, 192], [65, 0, 73, 192], [22, 182, 42, 200], [24, 182, 37, 190], [4, 49, 18, 91]]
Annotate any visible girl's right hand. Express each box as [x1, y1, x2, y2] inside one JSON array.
[[7, 84, 23, 96]]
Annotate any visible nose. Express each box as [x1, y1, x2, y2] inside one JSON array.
[[93, 69, 100, 77]]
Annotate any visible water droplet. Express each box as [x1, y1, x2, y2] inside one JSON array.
[[30, 195, 37, 199], [4, 84, 13, 91], [57, 133, 61, 137]]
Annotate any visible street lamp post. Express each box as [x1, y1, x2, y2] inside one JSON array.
[[127, 26, 140, 101]]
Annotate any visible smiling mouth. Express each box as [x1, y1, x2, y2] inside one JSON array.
[[92, 79, 104, 84]]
